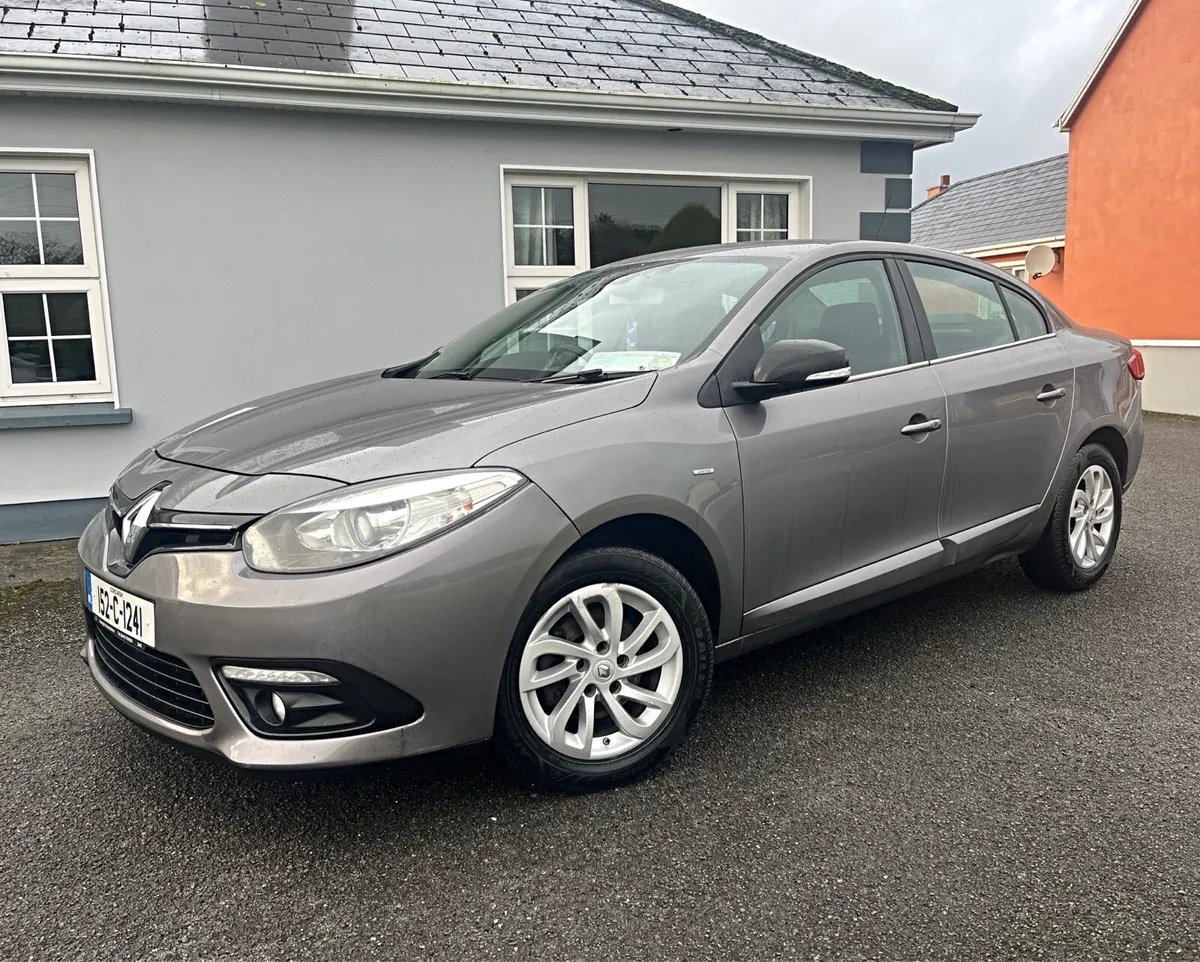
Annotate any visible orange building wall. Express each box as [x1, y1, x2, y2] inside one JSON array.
[[1063, 0, 1200, 339]]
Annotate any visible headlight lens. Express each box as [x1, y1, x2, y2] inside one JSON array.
[[242, 469, 525, 573]]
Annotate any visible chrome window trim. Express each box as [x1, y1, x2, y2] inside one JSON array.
[[928, 331, 1058, 366], [846, 360, 929, 382]]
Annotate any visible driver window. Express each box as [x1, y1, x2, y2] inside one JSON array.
[[759, 259, 907, 376]]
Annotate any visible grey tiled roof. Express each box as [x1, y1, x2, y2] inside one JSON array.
[[911, 154, 1068, 252], [0, 0, 956, 112]]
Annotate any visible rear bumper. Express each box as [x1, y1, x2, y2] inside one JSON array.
[[78, 483, 579, 770], [1122, 394, 1144, 492]]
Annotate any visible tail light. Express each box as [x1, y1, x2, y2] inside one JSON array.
[[1128, 348, 1146, 381]]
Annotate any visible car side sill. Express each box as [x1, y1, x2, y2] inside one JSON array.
[[737, 504, 1042, 640]]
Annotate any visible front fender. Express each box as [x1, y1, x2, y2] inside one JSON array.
[[479, 383, 745, 644]]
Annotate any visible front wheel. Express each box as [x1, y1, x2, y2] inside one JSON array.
[[495, 546, 714, 792], [1020, 443, 1123, 591]]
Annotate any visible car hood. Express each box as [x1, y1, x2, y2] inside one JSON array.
[[155, 370, 655, 483]]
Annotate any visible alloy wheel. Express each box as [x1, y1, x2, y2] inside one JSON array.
[[518, 582, 684, 761], [1068, 464, 1116, 570]]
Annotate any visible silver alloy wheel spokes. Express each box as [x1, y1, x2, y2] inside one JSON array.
[[518, 582, 684, 761], [1068, 464, 1116, 570]]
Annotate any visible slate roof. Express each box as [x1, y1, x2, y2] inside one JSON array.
[[911, 154, 1068, 252], [0, 0, 956, 112]]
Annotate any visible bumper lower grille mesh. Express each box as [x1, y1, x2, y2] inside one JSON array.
[[92, 620, 214, 729]]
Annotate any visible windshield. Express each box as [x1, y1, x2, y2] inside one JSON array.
[[411, 257, 778, 382]]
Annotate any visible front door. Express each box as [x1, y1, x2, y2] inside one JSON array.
[[726, 258, 947, 631], [900, 259, 1074, 536]]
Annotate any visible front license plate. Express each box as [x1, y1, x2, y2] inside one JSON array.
[[86, 570, 156, 648]]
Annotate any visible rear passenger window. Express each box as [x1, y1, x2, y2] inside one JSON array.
[[906, 262, 1015, 358], [1002, 288, 1050, 339]]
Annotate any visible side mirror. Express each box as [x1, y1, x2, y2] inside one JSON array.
[[733, 339, 851, 401]]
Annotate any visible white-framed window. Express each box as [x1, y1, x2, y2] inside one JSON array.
[[0, 153, 116, 405], [995, 261, 1029, 283], [502, 169, 809, 303]]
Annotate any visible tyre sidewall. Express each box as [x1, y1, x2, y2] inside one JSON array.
[[1053, 444, 1123, 587], [496, 547, 713, 790]]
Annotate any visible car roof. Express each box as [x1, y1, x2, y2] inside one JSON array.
[[621, 239, 990, 271]]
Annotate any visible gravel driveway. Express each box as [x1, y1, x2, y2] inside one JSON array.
[[1, 416, 1197, 961]]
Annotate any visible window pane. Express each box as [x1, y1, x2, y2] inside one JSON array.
[[512, 186, 543, 226], [551, 227, 574, 266], [1002, 288, 1048, 339], [47, 292, 91, 336], [0, 172, 35, 217], [907, 262, 1015, 357], [762, 194, 788, 230], [514, 226, 574, 267], [737, 194, 759, 230], [514, 288, 539, 301], [736, 193, 788, 235], [760, 259, 906, 375], [52, 338, 97, 381], [2, 292, 47, 338], [40, 221, 84, 265], [545, 187, 573, 227], [514, 226, 545, 266], [0, 222, 41, 265], [8, 339, 51, 383], [588, 183, 721, 268], [35, 173, 80, 218]]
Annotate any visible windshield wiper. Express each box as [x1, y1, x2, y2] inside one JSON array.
[[428, 368, 481, 380], [539, 368, 647, 384]]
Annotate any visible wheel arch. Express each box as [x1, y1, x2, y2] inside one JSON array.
[[1080, 424, 1129, 485], [562, 500, 738, 643]]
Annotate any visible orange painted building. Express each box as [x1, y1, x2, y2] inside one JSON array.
[[1058, 0, 1200, 414]]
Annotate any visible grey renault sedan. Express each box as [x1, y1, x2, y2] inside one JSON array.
[[79, 241, 1144, 791]]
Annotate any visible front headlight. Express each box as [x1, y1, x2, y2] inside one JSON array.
[[242, 469, 526, 573]]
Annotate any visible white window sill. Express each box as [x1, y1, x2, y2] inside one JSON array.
[[0, 401, 132, 430]]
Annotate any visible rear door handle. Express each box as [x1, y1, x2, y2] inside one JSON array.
[[1037, 387, 1067, 402], [901, 418, 943, 436]]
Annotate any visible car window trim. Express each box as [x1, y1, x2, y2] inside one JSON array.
[[896, 255, 1031, 360], [926, 331, 1058, 365], [847, 359, 930, 382], [703, 250, 930, 407], [1000, 284, 1052, 338]]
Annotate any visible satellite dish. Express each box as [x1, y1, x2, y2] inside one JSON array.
[[1025, 244, 1058, 278]]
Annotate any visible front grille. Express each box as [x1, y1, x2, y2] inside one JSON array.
[[91, 619, 215, 729]]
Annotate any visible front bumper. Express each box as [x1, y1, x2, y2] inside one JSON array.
[[78, 483, 578, 770]]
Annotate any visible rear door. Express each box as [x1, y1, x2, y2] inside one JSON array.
[[898, 258, 1074, 538]]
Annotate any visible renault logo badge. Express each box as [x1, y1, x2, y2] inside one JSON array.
[[120, 488, 163, 564]]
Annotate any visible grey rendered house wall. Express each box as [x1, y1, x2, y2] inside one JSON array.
[[0, 97, 905, 540]]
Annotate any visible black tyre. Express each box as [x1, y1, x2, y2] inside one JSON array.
[[1019, 443, 1123, 591], [495, 545, 714, 793]]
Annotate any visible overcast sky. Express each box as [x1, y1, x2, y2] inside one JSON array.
[[676, 0, 1128, 197]]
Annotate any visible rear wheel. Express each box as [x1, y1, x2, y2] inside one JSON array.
[[1020, 443, 1122, 591], [495, 546, 713, 792]]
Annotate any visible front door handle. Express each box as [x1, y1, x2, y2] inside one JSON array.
[[901, 418, 943, 436], [1037, 387, 1067, 402]]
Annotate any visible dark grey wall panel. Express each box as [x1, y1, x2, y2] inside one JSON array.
[[884, 178, 913, 210], [860, 140, 914, 174], [859, 211, 912, 243], [0, 497, 105, 545]]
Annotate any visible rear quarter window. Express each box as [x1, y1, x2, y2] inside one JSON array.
[[1002, 287, 1050, 339]]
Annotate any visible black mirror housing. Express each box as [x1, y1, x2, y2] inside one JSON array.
[[732, 339, 850, 400]]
